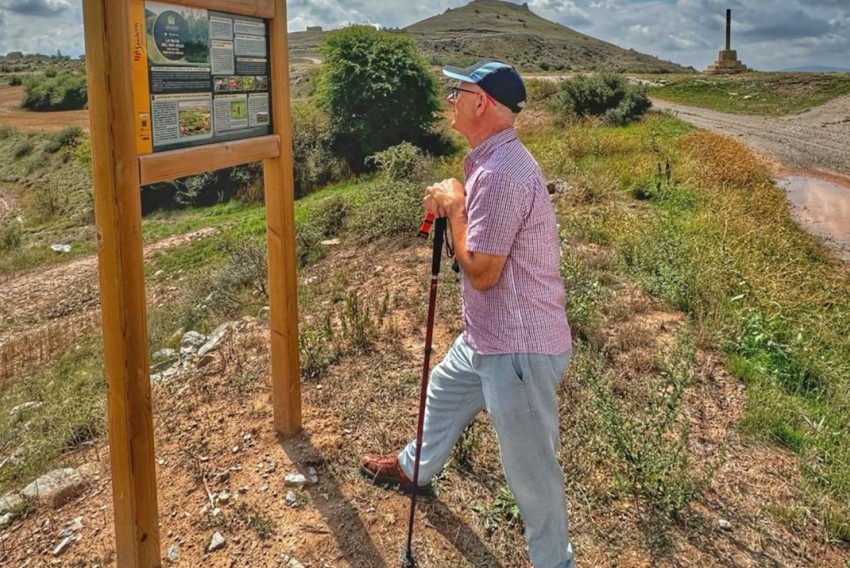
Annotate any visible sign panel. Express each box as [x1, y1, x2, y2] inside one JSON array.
[[130, 1, 272, 154]]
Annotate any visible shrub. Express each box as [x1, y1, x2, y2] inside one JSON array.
[[367, 142, 428, 182], [8, 74, 24, 86], [22, 73, 87, 111], [346, 179, 422, 242], [525, 78, 559, 104], [314, 25, 441, 171], [0, 220, 22, 252], [53, 126, 83, 148], [310, 194, 349, 238], [291, 101, 349, 197], [0, 125, 14, 139], [550, 72, 650, 126]]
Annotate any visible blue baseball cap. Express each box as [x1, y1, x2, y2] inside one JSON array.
[[442, 60, 527, 113]]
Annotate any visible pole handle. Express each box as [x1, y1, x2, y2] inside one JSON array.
[[432, 217, 446, 276]]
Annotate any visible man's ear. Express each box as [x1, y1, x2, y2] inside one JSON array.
[[475, 93, 488, 117]]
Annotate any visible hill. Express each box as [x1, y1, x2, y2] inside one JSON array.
[[406, 0, 691, 73], [288, 0, 693, 73]]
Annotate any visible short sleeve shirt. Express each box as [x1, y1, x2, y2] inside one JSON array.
[[461, 126, 571, 355]]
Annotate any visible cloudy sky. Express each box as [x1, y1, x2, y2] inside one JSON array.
[[0, 0, 847, 71]]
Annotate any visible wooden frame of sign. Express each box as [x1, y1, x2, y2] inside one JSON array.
[[81, 0, 299, 565]]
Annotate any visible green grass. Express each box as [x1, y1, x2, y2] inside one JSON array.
[[644, 72, 850, 115], [0, 337, 105, 494], [520, 111, 850, 540]]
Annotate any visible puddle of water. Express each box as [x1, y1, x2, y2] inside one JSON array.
[[777, 176, 850, 261]]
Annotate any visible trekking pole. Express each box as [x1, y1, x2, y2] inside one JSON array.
[[401, 213, 446, 568]]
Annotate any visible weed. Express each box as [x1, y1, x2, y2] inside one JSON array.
[[236, 502, 277, 539], [300, 317, 337, 380], [450, 421, 481, 473], [585, 332, 699, 518], [339, 291, 380, 354], [473, 485, 522, 537]]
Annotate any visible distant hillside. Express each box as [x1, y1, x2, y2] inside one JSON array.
[[406, 0, 691, 73], [289, 0, 693, 74], [781, 65, 850, 73]]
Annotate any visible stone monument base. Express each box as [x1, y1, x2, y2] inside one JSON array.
[[705, 50, 748, 74]]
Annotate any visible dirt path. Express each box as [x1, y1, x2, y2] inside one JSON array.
[[651, 94, 850, 178], [0, 86, 90, 132]]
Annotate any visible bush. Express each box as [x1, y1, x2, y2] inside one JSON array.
[[550, 72, 650, 126], [314, 25, 441, 171], [367, 142, 429, 182], [310, 194, 349, 238], [0, 220, 22, 252], [346, 179, 422, 242], [525, 78, 559, 104], [8, 74, 25, 86], [291, 101, 349, 198], [22, 73, 87, 111]]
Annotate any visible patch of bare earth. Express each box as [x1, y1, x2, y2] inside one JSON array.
[[2, 240, 848, 567], [0, 86, 90, 133]]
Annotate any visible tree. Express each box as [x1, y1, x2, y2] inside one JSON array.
[[314, 25, 441, 171]]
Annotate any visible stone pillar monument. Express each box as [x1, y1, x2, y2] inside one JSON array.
[[706, 8, 748, 74]]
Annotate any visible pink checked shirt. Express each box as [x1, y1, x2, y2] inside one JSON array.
[[461, 127, 571, 355]]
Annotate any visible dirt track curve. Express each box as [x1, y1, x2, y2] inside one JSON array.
[[651, 94, 850, 178]]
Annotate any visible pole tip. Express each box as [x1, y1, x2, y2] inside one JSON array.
[[400, 548, 417, 568]]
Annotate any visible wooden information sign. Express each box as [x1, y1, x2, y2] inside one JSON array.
[[81, 0, 299, 565]]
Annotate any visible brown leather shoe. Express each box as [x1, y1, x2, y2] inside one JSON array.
[[359, 453, 431, 494]]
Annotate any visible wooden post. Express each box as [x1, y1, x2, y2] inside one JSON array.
[[82, 1, 161, 566], [265, 0, 302, 435]]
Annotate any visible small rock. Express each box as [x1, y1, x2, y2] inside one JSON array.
[[0, 513, 13, 528], [285, 491, 298, 507], [22, 468, 88, 508], [180, 331, 207, 351], [167, 544, 180, 563], [154, 270, 165, 277], [208, 531, 226, 552], [320, 238, 340, 246], [197, 323, 231, 358], [257, 306, 270, 322], [152, 348, 177, 361], [232, 445, 240, 454], [217, 491, 232, 504], [284, 473, 308, 488], [53, 536, 74, 556], [719, 519, 733, 531], [0, 492, 23, 515], [50, 244, 71, 254], [215, 471, 231, 483], [287, 557, 307, 568]]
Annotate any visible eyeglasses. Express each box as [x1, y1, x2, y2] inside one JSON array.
[[449, 86, 481, 102], [449, 86, 498, 107]]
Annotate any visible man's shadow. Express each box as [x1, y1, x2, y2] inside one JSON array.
[[279, 432, 503, 568]]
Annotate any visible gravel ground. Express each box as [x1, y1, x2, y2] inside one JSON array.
[[651, 94, 850, 178]]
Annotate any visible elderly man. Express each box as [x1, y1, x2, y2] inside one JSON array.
[[360, 60, 575, 568]]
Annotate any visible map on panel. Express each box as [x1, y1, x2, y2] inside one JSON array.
[[130, 1, 272, 154]]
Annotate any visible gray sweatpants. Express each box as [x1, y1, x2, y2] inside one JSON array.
[[398, 335, 575, 568]]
